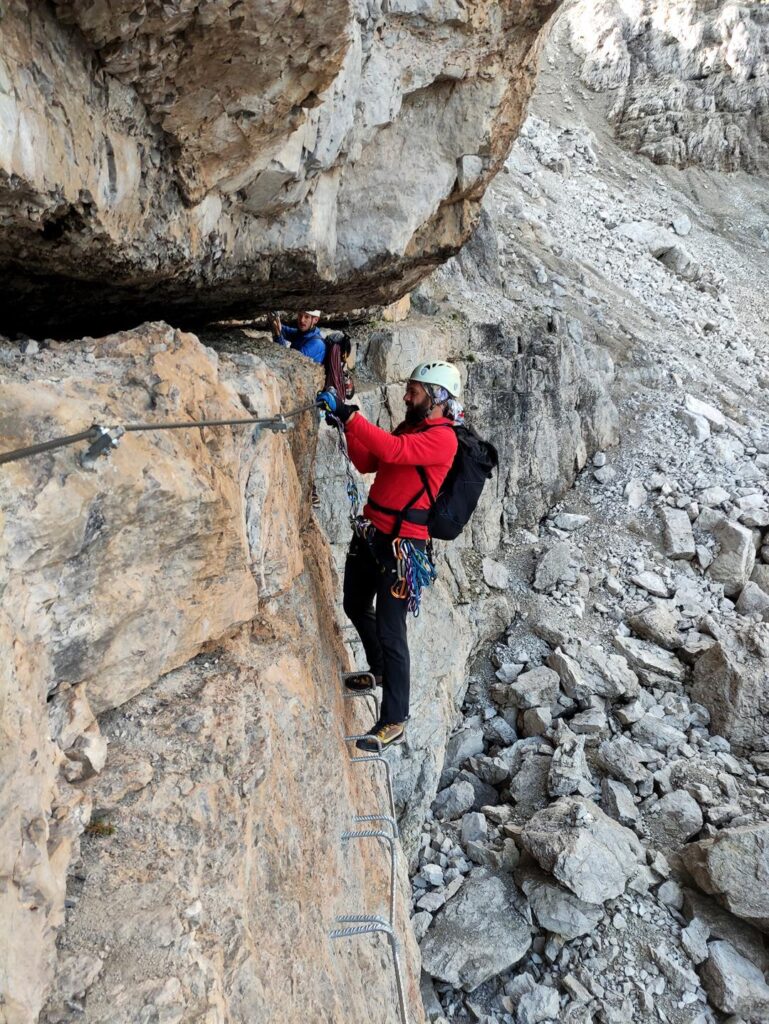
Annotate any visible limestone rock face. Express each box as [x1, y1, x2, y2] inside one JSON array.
[[567, 0, 769, 172], [0, 0, 559, 334], [0, 326, 424, 1024]]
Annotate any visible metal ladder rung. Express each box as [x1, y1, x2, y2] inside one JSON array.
[[329, 915, 409, 1024]]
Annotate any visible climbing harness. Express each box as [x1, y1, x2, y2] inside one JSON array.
[[390, 537, 436, 616], [0, 401, 319, 469]]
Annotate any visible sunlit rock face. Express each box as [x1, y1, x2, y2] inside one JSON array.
[[0, 0, 558, 335], [567, 0, 769, 172]]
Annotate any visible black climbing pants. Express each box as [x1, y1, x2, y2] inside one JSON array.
[[342, 531, 425, 726]]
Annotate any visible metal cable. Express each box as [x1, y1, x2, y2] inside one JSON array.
[[0, 400, 318, 467]]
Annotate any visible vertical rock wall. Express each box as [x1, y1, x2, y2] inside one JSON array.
[[0, 325, 424, 1024]]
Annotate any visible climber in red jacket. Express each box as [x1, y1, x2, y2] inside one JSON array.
[[318, 361, 463, 750]]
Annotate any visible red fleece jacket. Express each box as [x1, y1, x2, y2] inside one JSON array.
[[345, 413, 458, 539]]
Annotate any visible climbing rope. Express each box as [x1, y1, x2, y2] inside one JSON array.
[[0, 401, 319, 468]]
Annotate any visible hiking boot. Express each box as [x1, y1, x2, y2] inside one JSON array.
[[342, 671, 380, 692], [356, 722, 406, 751]]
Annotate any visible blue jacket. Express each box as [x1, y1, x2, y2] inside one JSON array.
[[276, 325, 326, 365]]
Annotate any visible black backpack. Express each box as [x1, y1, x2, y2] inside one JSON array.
[[419, 424, 498, 540], [367, 422, 498, 540]]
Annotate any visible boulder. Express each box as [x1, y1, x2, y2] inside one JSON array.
[[736, 581, 769, 617], [682, 889, 769, 972], [613, 635, 685, 682], [700, 940, 769, 1016], [533, 541, 573, 593], [509, 667, 561, 710], [432, 780, 477, 821], [690, 623, 769, 751], [444, 723, 485, 769], [661, 507, 696, 560], [548, 724, 592, 798], [548, 644, 639, 702], [597, 736, 653, 787], [420, 868, 532, 992], [601, 778, 639, 827], [631, 714, 686, 754], [627, 602, 682, 651], [519, 797, 645, 904], [684, 394, 726, 430], [682, 825, 769, 933], [516, 866, 603, 939], [516, 983, 560, 1024], [643, 790, 703, 850], [708, 520, 756, 597]]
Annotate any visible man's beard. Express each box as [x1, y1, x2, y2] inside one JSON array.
[[404, 399, 431, 426]]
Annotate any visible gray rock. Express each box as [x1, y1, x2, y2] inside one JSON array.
[[483, 556, 509, 590], [548, 724, 591, 798], [570, 704, 608, 737], [461, 812, 488, 846], [684, 394, 726, 430], [504, 746, 553, 812], [433, 780, 477, 821], [516, 866, 603, 939], [444, 723, 485, 768], [516, 982, 560, 1024], [548, 644, 639, 702], [682, 824, 769, 932], [482, 715, 517, 747], [630, 571, 669, 597], [420, 868, 532, 992], [467, 754, 510, 787], [597, 736, 652, 787], [520, 797, 644, 904], [672, 213, 692, 236], [455, 769, 500, 811], [690, 623, 769, 751], [657, 879, 684, 910], [593, 465, 616, 484], [682, 888, 769, 972], [613, 634, 685, 681], [533, 541, 573, 593], [751, 563, 769, 596], [601, 778, 638, 826], [736, 581, 769, 617], [553, 513, 590, 532], [646, 790, 703, 848], [700, 940, 769, 1015], [681, 917, 710, 965], [708, 521, 756, 597], [679, 408, 711, 442], [631, 713, 686, 754], [496, 662, 525, 684], [627, 602, 682, 651], [662, 507, 696, 560], [510, 666, 561, 710]]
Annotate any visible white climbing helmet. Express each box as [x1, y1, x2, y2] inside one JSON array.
[[302, 309, 321, 317], [409, 360, 462, 399]]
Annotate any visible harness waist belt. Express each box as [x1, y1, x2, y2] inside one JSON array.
[[367, 497, 430, 526]]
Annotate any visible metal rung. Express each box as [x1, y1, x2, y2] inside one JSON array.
[[342, 829, 397, 926], [348, 753, 397, 823], [329, 915, 409, 1024], [354, 813, 397, 837]]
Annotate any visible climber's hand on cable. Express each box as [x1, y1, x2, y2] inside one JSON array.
[[316, 390, 338, 415]]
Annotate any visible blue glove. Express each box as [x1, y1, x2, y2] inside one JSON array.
[[316, 390, 338, 414]]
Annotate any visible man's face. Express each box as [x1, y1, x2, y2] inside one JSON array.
[[297, 312, 318, 332], [404, 380, 431, 425]]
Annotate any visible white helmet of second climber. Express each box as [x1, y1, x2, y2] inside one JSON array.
[[409, 360, 462, 399]]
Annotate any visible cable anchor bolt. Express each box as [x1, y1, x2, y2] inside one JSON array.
[[80, 424, 125, 470]]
